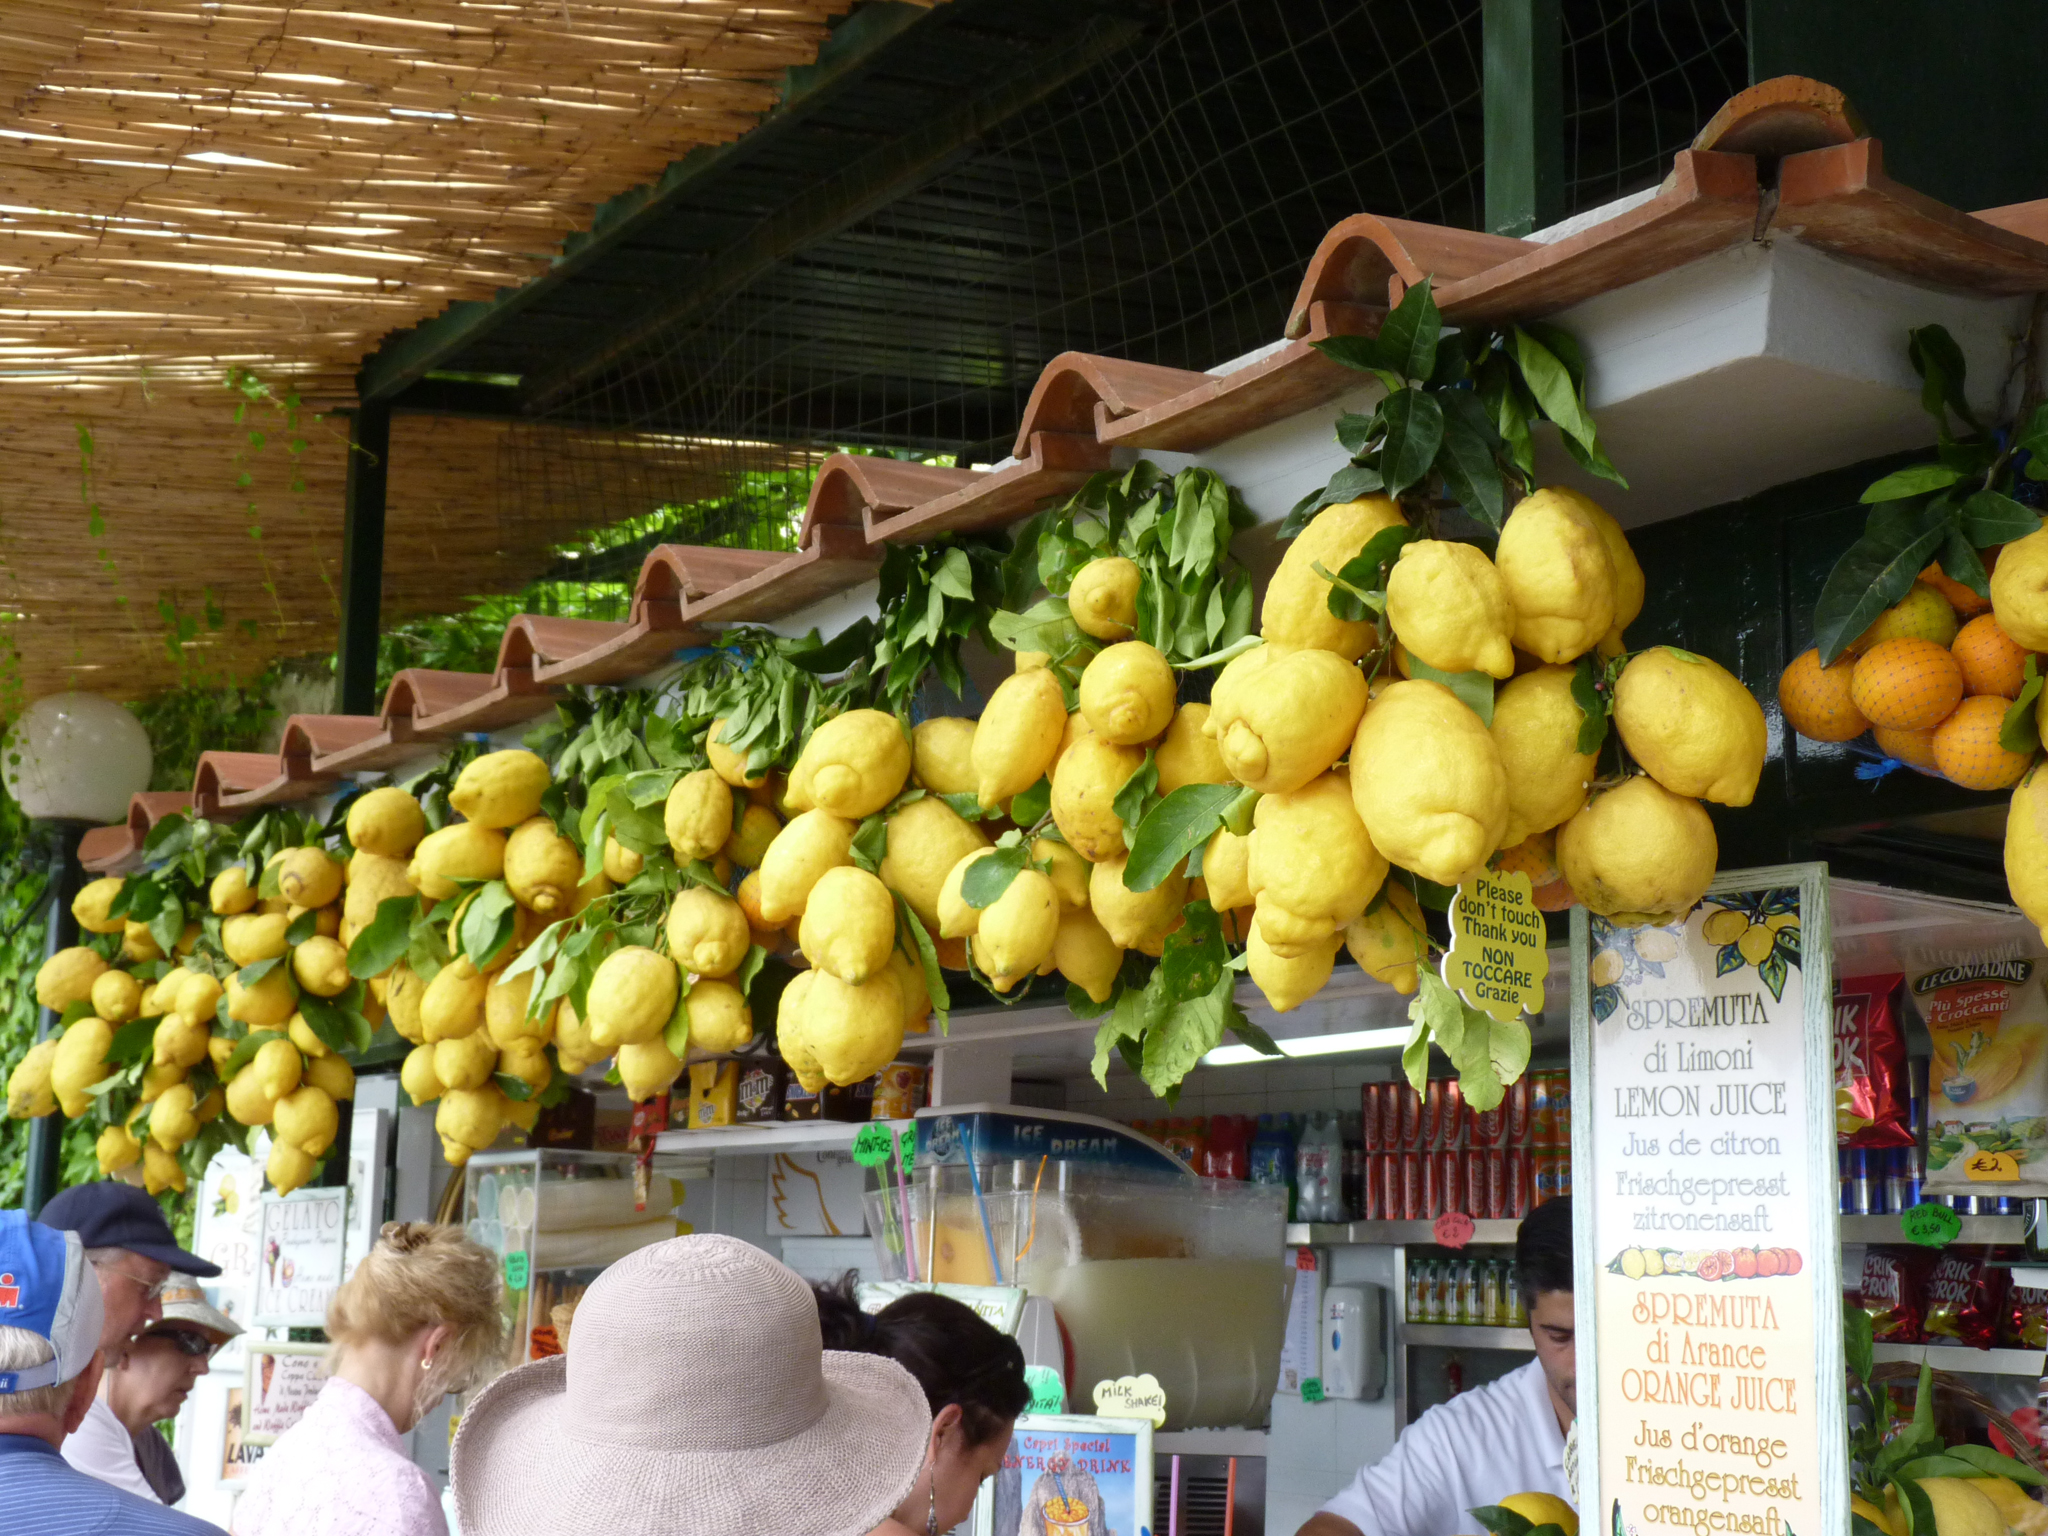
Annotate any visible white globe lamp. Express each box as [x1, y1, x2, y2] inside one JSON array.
[[3, 693, 154, 823]]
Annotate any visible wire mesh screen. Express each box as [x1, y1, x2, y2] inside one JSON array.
[[504, 0, 1488, 561], [1561, 0, 1749, 216]]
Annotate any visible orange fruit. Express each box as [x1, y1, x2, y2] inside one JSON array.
[[1851, 638, 1965, 729], [1850, 582, 1958, 652], [1922, 554, 1996, 617], [1933, 694, 2031, 790], [1778, 648, 1868, 741], [1874, 724, 1942, 774], [1952, 613, 2031, 699], [1493, 830, 1560, 887]]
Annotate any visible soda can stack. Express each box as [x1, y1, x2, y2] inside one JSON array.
[[1364, 1066, 1569, 1221]]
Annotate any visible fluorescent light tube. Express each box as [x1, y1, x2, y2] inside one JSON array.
[[1201, 1025, 1412, 1066]]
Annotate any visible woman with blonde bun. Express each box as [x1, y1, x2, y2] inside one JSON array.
[[234, 1223, 502, 1536]]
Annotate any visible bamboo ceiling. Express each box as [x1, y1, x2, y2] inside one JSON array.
[[0, 0, 896, 702]]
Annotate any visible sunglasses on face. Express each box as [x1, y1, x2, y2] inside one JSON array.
[[150, 1328, 215, 1359]]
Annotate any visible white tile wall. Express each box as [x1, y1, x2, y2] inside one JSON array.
[[1068, 1052, 1406, 1126]]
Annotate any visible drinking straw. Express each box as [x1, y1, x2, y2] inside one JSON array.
[[1015, 1154, 1048, 1263], [1223, 1457, 1237, 1536], [894, 1130, 918, 1282], [1168, 1454, 1182, 1536], [963, 1124, 1003, 1285], [925, 1162, 940, 1283]]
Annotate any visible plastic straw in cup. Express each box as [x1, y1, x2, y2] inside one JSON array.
[[963, 1125, 1003, 1285], [894, 1131, 917, 1282], [1169, 1454, 1181, 1536]]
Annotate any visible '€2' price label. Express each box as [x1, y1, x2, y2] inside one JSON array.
[[1964, 1151, 2021, 1182]]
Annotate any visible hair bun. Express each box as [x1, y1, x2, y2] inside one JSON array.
[[380, 1221, 435, 1253]]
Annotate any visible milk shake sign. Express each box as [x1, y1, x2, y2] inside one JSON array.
[[1573, 870, 1843, 1536]]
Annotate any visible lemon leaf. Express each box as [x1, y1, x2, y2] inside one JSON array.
[[1571, 655, 1610, 756], [493, 1071, 536, 1103], [2003, 657, 2043, 755], [1435, 390, 1507, 530], [285, 908, 317, 946], [892, 894, 951, 1031], [1124, 783, 1241, 893], [1377, 389, 1444, 498], [1862, 462, 1965, 502], [1811, 498, 1952, 665], [1009, 776, 1053, 827], [850, 815, 888, 874], [1961, 486, 2042, 546], [961, 845, 1029, 909], [458, 882, 518, 970], [1111, 751, 1159, 846], [216, 1031, 269, 1082], [1404, 654, 1494, 725]]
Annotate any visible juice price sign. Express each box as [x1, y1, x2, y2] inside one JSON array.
[[1573, 867, 1843, 1536]]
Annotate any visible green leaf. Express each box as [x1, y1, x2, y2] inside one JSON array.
[[1314, 559, 1383, 623], [493, 1071, 536, 1103], [1279, 464, 1386, 540], [1940, 1443, 2048, 1486], [1378, 389, 1444, 498], [1812, 500, 1953, 665], [939, 791, 998, 822], [285, 908, 317, 946], [850, 815, 888, 875], [106, 1014, 158, 1066], [1909, 324, 1979, 432], [892, 895, 951, 1030], [1310, 335, 1403, 390], [1124, 783, 1247, 892], [458, 882, 518, 970], [1936, 526, 1991, 599], [1961, 487, 2042, 547], [1861, 463, 1964, 502], [1111, 751, 1159, 843], [1470, 1507, 1537, 1536], [733, 944, 769, 997], [1510, 326, 1598, 456], [961, 846, 1029, 909], [217, 1031, 270, 1082], [147, 893, 184, 961], [1009, 776, 1052, 827], [1843, 1303, 1875, 1389], [297, 992, 367, 1056], [1572, 655, 1610, 755], [237, 956, 283, 987], [1140, 970, 1240, 1097], [2002, 656, 2042, 755], [1091, 985, 1157, 1089], [1374, 275, 1440, 382], [1174, 633, 1262, 672], [1435, 391, 1507, 530], [349, 896, 417, 981], [1404, 654, 1494, 725]]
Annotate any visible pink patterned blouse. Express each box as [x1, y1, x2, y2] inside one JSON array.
[[233, 1377, 446, 1536]]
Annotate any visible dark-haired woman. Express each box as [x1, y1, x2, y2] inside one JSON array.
[[815, 1276, 1031, 1536]]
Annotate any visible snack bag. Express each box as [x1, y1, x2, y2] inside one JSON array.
[[1836, 973, 1912, 1147], [2004, 1284, 2048, 1351], [1905, 933, 2048, 1193], [1922, 1251, 2010, 1348], [1859, 1247, 1932, 1343]]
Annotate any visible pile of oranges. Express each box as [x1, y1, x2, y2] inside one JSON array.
[[1778, 558, 2037, 790]]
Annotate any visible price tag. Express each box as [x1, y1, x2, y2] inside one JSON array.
[[1432, 1211, 1476, 1249], [1296, 1247, 1319, 1271], [1300, 1377, 1326, 1404], [1091, 1373, 1167, 1426], [851, 1124, 895, 1167], [898, 1124, 917, 1171], [1024, 1364, 1066, 1414], [1900, 1201, 1963, 1248], [1965, 1152, 2022, 1182], [503, 1250, 530, 1290]]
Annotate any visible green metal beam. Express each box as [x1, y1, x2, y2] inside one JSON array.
[[355, 0, 946, 405], [522, 9, 1150, 408], [336, 403, 391, 716], [1483, 0, 1563, 237]]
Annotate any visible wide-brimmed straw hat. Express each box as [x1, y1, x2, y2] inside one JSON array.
[[452, 1234, 931, 1536]]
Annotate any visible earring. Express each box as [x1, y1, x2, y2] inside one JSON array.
[[926, 1485, 938, 1536]]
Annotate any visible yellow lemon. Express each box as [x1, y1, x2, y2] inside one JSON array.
[[401, 1041, 443, 1104], [504, 817, 583, 914], [794, 709, 911, 819], [343, 850, 416, 931], [96, 1122, 142, 1176], [1498, 1492, 1579, 1536], [798, 866, 897, 984], [585, 946, 680, 1050], [266, 1142, 316, 1195], [152, 1014, 209, 1072], [1556, 777, 1717, 924], [601, 833, 644, 885], [1034, 837, 1090, 910], [1495, 487, 1617, 663], [451, 749, 550, 829], [1248, 771, 1387, 953], [889, 949, 932, 1034], [90, 969, 142, 1025], [1386, 539, 1517, 678], [1051, 733, 1149, 862], [421, 957, 487, 1042], [36, 946, 107, 1011], [1079, 641, 1176, 745], [1206, 642, 1367, 793], [275, 847, 343, 910], [805, 970, 905, 1086], [976, 868, 1061, 987], [685, 978, 753, 1053], [1262, 497, 1409, 659], [433, 1030, 497, 1093], [1202, 828, 1252, 910], [1614, 648, 1768, 807], [1247, 924, 1340, 1012], [1153, 703, 1231, 795], [1492, 665, 1599, 847], [291, 935, 352, 998], [776, 971, 825, 1092], [347, 785, 426, 858], [665, 768, 734, 864], [436, 1085, 506, 1150], [1885, 1480, 2003, 1536], [1053, 905, 1124, 1004], [51, 1017, 113, 1119], [275, 1084, 339, 1158], [666, 885, 752, 978], [72, 877, 127, 936], [2010, 768, 2048, 946], [305, 1053, 354, 1103], [1089, 853, 1187, 950], [1069, 556, 1142, 641], [757, 809, 855, 925], [878, 796, 989, 932], [911, 717, 978, 796], [973, 667, 1068, 809], [223, 912, 291, 968], [227, 968, 297, 1030], [706, 716, 767, 788], [724, 804, 781, 869], [210, 865, 258, 916], [140, 1141, 186, 1194], [6, 1037, 58, 1119], [495, 1036, 551, 1098], [1961, 1477, 2047, 1536], [148, 1081, 200, 1149], [1350, 680, 1510, 887], [1345, 882, 1428, 995], [483, 970, 548, 1048], [381, 963, 426, 1044], [617, 1036, 684, 1102], [409, 821, 507, 901]]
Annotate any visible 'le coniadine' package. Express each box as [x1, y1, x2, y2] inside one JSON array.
[[1906, 936, 2048, 1195]]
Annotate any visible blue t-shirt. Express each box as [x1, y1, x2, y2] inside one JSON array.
[[0, 1431, 224, 1535]]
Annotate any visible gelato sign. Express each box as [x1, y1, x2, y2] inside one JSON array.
[[252, 1188, 347, 1327], [1573, 867, 1844, 1536]]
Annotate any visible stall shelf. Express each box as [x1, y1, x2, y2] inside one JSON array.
[[1870, 1344, 2047, 1377], [1287, 1220, 1525, 1247], [1399, 1323, 1534, 1352], [651, 1119, 909, 1157], [1841, 1215, 2025, 1245]]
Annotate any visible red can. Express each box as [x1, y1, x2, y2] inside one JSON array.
[[1533, 1147, 1565, 1205], [1441, 1079, 1467, 1148], [1399, 1152, 1424, 1220], [1397, 1084, 1425, 1150], [1423, 1079, 1448, 1149], [1360, 1084, 1384, 1151], [1364, 1153, 1390, 1219], [1530, 1071, 1557, 1148], [1471, 1101, 1507, 1148], [1507, 1073, 1534, 1147], [1505, 1147, 1533, 1217], [1431, 1150, 1462, 1218], [1550, 1072, 1573, 1150], [1479, 1147, 1507, 1218]]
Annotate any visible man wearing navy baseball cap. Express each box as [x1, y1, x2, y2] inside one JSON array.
[[39, 1181, 219, 1355], [0, 1210, 222, 1534]]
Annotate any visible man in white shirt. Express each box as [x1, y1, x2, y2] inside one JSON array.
[[1298, 1197, 1577, 1536]]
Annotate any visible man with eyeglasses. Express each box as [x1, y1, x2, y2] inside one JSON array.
[[63, 1274, 241, 1504], [38, 1182, 221, 1354]]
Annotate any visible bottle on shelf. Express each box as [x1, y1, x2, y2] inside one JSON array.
[[1250, 1114, 1297, 1219], [1296, 1111, 1343, 1223]]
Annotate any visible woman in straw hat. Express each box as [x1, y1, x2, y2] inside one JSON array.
[[452, 1234, 932, 1536], [235, 1223, 504, 1536], [814, 1277, 1029, 1536]]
